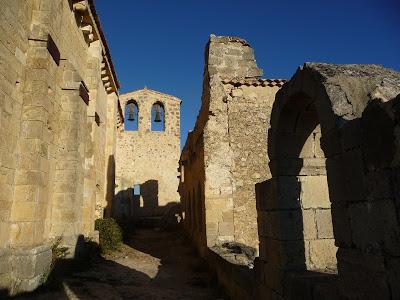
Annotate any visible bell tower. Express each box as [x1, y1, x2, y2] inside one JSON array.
[[114, 88, 181, 222]]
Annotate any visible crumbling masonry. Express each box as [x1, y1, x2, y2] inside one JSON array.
[[179, 36, 400, 299], [256, 63, 400, 299]]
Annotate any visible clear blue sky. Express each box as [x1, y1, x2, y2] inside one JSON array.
[[96, 0, 399, 148]]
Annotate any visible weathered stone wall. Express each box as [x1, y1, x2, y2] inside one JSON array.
[[256, 63, 400, 299], [223, 81, 283, 249], [104, 92, 119, 217], [179, 130, 207, 254], [180, 36, 400, 300], [179, 35, 284, 256], [0, 0, 32, 290], [0, 0, 121, 294], [115, 88, 181, 220]]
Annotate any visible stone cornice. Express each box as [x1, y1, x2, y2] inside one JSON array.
[[120, 88, 182, 104]]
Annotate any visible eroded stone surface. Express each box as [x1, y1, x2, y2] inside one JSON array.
[[0, 0, 122, 294], [179, 35, 285, 255]]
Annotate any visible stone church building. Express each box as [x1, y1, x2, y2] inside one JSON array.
[[0, 0, 122, 293], [1, 1, 400, 299], [114, 88, 181, 223]]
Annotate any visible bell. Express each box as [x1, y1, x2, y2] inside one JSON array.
[[154, 104, 162, 123], [127, 104, 135, 121]]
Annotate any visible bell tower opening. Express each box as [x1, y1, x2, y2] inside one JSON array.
[[151, 101, 165, 131], [125, 100, 139, 131]]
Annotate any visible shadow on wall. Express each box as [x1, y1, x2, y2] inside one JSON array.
[[104, 155, 116, 218], [113, 179, 182, 228], [0, 289, 7, 299], [260, 92, 337, 273], [257, 70, 400, 298]]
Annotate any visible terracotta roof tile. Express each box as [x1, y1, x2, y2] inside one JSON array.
[[221, 78, 287, 87]]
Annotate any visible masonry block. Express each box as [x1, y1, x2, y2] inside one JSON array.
[[349, 199, 400, 256], [342, 148, 366, 202], [315, 209, 334, 239], [320, 128, 342, 157], [262, 261, 286, 295], [11, 244, 51, 294], [256, 177, 301, 211], [387, 257, 400, 300], [300, 176, 330, 209], [337, 248, 390, 299], [15, 170, 43, 186], [365, 169, 393, 201], [10, 201, 36, 222], [264, 238, 306, 271], [302, 209, 317, 240], [218, 221, 234, 236], [308, 239, 337, 271], [299, 132, 315, 159], [263, 209, 303, 241], [9, 222, 35, 247], [339, 119, 362, 151]]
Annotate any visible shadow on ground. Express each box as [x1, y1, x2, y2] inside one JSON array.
[[8, 228, 224, 300]]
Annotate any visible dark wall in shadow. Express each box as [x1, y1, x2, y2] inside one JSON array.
[[104, 155, 116, 218], [113, 179, 182, 229], [323, 96, 400, 299], [141, 179, 159, 209], [258, 65, 400, 299], [261, 92, 329, 274]]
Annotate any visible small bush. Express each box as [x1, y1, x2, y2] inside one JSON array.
[[51, 236, 70, 262], [95, 218, 123, 253]]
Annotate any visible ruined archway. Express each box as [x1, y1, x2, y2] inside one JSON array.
[[268, 89, 337, 273], [257, 63, 400, 299]]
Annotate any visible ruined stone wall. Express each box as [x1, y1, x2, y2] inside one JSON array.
[[179, 35, 284, 254], [179, 131, 207, 254], [115, 89, 181, 220], [0, 0, 121, 294], [224, 81, 283, 249], [256, 63, 400, 299]]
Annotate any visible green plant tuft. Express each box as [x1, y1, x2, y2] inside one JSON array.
[[51, 236, 69, 262], [95, 218, 123, 253]]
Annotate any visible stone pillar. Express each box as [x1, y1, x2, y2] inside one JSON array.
[[82, 39, 109, 237], [8, 33, 55, 293], [103, 92, 118, 217], [49, 61, 87, 252], [202, 35, 263, 248]]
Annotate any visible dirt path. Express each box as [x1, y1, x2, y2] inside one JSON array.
[[17, 229, 224, 300]]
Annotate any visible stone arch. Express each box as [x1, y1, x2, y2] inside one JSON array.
[[267, 70, 337, 273], [257, 63, 400, 298], [124, 99, 138, 131], [151, 101, 165, 131]]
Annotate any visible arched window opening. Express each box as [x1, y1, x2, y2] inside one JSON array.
[[151, 102, 165, 131], [125, 100, 138, 131], [270, 92, 337, 273]]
